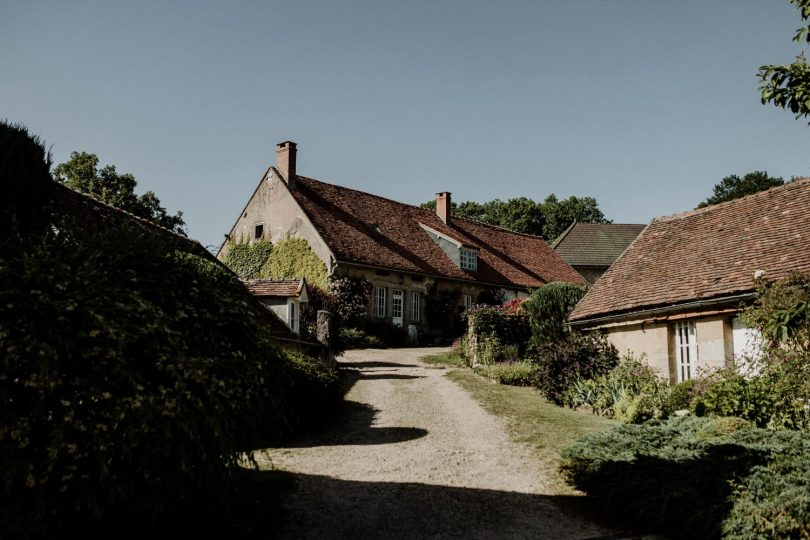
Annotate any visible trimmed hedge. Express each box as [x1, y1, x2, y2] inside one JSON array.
[[562, 416, 810, 539]]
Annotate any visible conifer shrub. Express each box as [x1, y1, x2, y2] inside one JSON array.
[[561, 416, 810, 539]]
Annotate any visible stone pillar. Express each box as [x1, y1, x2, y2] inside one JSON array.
[[317, 310, 335, 367]]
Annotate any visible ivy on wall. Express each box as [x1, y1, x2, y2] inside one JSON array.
[[222, 239, 273, 279], [260, 237, 328, 288]]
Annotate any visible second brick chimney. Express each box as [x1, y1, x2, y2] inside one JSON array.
[[276, 141, 297, 188], [436, 192, 452, 225]]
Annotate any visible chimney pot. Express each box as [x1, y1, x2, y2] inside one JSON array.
[[276, 141, 297, 188], [436, 192, 452, 224]]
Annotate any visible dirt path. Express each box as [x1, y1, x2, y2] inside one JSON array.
[[260, 348, 618, 539]]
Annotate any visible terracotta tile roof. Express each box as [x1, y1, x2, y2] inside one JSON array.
[[288, 175, 585, 288], [551, 222, 646, 267], [243, 279, 305, 297], [51, 182, 212, 259], [570, 178, 810, 322]]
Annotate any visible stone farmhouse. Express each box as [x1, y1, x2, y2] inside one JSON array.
[[218, 141, 585, 336], [569, 178, 810, 384], [551, 222, 645, 284]]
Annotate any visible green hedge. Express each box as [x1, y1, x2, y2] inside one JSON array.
[[0, 216, 339, 537], [561, 416, 810, 539]]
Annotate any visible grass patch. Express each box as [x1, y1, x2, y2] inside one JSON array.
[[446, 369, 616, 493], [420, 351, 466, 367]]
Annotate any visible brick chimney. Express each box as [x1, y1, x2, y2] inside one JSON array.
[[276, 141, 297, 188], [436, 192, 451, 225]]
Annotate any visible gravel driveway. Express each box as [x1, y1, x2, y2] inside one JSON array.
[[260, 347, 619, 539]]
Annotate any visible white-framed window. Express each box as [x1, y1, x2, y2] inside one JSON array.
[[675, 321, 697, 382], [392, 289, 404, 326], [373, 286, 387, 318], [460, 248, 477, 271], [288, 301, 298, 334], [410, 292, 421, 322], [463, 294, 473, 310], [254, 222, 264, 239]]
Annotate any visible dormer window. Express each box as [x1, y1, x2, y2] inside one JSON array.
[[460, 248, 477, 271]]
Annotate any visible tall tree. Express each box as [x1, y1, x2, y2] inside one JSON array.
[[759, 0, 810, 119], [697, 171, 785, 208], [53, 151, 186, 234], [421, 194, 607, 240], [540, 194, 608, 241]]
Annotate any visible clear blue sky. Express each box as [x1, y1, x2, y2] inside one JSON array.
[[3, 1, 808, 249]]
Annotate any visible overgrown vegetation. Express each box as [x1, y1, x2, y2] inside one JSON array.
[[222, 239, 274, 279], [562, 416, 810, 539], [261, 237, 328, 288], [521, 282, 587, 347], [0, 122, 340, 537]]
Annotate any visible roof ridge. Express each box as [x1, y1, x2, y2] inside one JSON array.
[[55, 182, 196, 244], [654, 177, 810, 223]]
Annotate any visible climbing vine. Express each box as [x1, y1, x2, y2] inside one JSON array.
[[260, 237, 328, 288], [221, 239, 273, 279]]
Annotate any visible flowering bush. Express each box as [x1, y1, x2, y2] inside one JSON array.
[[329, 277, 372, 326]]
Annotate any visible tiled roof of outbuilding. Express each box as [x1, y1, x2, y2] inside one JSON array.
[[288, 175, 585, 289], [243, 279, 305, 297], [570, 179, 810, 322], [551, 222, 646, 267]]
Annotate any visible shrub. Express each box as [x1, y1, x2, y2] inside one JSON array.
[[0, 215, 341, 536], [744, 273, 810, 353], [261, 237, 327, 288], [533, 332, 618, 405], [221, 239, 273, 279], [561, 416, 810, 539], [425, 285, 464, 339], [667, 379, 699, 412], [521, 282, 587, 347], [563, 355, 669, 422], [476, 361, 539, 386], [0, 121, 53, 236], [329, 277, 372, 327], [337, 327, 384, 349], [465, 304, 532, 358]]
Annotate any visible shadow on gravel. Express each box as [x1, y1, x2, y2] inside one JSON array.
[[356, 373, 425, 380], [341, 361, 420, 369], [168, 469, 642, 539], [284, 400, 428, 448]]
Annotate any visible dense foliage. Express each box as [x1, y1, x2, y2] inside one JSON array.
[[564, 355, 669, 423], [425, 285, 464, 339], [221, 239, 273, 279], [474, 361, 538, 386], [533, 332, 618, 405], [1, 126, 340, 537], [329, 277, 372, 326], [465, 304, 531, 359], [696, 171, 785, 208], [421, 194, 609, 240], [521, 282, 587, 347], [260, 237, 328, 288], [562, 416, 810, 539], [53, 151, 186, 234], [759, 0, 810, 120], [0, 122, 53, 236]]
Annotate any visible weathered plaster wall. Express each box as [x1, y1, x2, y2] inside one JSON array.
[[695, 316, 732, 373], [603, 321, 670, 377], [598, 314, 735, 384], [219, 170, 333, 270]]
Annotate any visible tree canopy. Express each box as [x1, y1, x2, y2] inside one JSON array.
[[53, 151, 186, 234], [420, 194, 608, 241], [697, 171, 785, 208], [759, 0, 810, 120]]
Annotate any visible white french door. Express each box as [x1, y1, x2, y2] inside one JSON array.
[[392, 289, 404, 327], [675, 321, 697, 382]]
